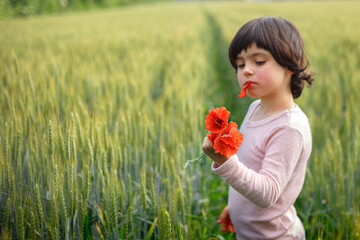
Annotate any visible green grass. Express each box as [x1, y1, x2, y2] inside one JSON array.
[[1, 1, 360, 239], [0, 0, 169, 18]]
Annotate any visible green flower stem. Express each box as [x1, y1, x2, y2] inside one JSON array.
[[183, 151, 206, 169]]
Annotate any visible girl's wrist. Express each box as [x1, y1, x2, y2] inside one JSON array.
[[212, 155, 228, 166]]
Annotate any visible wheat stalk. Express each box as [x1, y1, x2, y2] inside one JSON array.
[[108, 184, 117, 234], [3, 197, 11, 231], [50, 194, 59, 239], [158, 206, 173, 240], [140, 169, 147, 211], [78, 193, 85, 237], [48, 121, 55, 163], [57, 174, 67, 230], [34, 184, 44, 226], [16, 205, 25, 240]]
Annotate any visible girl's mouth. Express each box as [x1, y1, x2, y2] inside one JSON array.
[[238, 81, 252, 98]]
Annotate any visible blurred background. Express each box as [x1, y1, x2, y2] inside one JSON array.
[[1, 0, 359, 239]]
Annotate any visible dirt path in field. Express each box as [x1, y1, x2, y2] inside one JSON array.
[[203, 11, 251, 121]]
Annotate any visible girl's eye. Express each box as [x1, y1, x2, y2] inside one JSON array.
[[256, 61, 265, 65], [237, 64, 245, 69]]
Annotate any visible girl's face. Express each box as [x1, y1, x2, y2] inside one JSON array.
[[236, 43, 292, 100]]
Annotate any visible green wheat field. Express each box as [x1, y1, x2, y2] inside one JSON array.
[[1, 1, 360, 239]]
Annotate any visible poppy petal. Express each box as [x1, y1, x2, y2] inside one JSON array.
[[238, 81, 251, 98], [205, 107, 230, 133], [213, 127, 244, 157], [207, 131, 221, 146]]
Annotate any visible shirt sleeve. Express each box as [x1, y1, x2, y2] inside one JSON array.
[[212, 126, 304, 208]]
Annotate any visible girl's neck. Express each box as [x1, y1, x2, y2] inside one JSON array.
[[251, 94, 295, 122]]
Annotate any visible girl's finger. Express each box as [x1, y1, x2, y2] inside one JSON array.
[[228, 224, 236, 233], [222, 223, 228, 232]]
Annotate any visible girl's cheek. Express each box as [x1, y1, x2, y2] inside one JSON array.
[[237, 71, 243, 84]]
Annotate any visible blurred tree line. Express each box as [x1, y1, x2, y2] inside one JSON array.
[[0, 0, 168, 18]]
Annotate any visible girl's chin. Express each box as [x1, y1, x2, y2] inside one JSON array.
[[247, 91, 256, 98]]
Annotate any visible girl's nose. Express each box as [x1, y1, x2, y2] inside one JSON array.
[[243, 67, 254, 76]]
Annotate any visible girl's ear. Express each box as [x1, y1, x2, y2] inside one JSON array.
[[286, 68, 294, 76]]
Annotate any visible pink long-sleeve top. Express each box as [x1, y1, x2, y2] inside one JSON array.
[[212, 100, 312, 240]]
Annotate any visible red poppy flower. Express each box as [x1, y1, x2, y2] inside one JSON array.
[[238, 81, 251, 98], [205, 107, 230, 133], [207, 122, 239, 148], [185, 106, 244, 168], [213, 121, 244, 157], [207, 131, 221, 146]]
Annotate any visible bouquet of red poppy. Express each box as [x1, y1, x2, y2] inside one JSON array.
[[205, 107, 244, 157], [184, 106, 244, 168]]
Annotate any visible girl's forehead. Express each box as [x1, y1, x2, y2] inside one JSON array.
[[237, 44, 270, 58]]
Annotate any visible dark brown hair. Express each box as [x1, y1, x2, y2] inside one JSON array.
[[228, 16, 314, 98]]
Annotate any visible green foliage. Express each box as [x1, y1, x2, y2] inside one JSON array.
[[0, 0, 170, 18], [0, 1, 360, 239]]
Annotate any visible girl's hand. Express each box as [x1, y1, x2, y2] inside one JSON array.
[[202, 137, 228, 166], [217, 205, 236, 233]]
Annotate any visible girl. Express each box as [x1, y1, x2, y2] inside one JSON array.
[[202, 16, 314, 239]]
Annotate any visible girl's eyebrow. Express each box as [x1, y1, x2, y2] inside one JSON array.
[[236, 52, 269, 60]]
